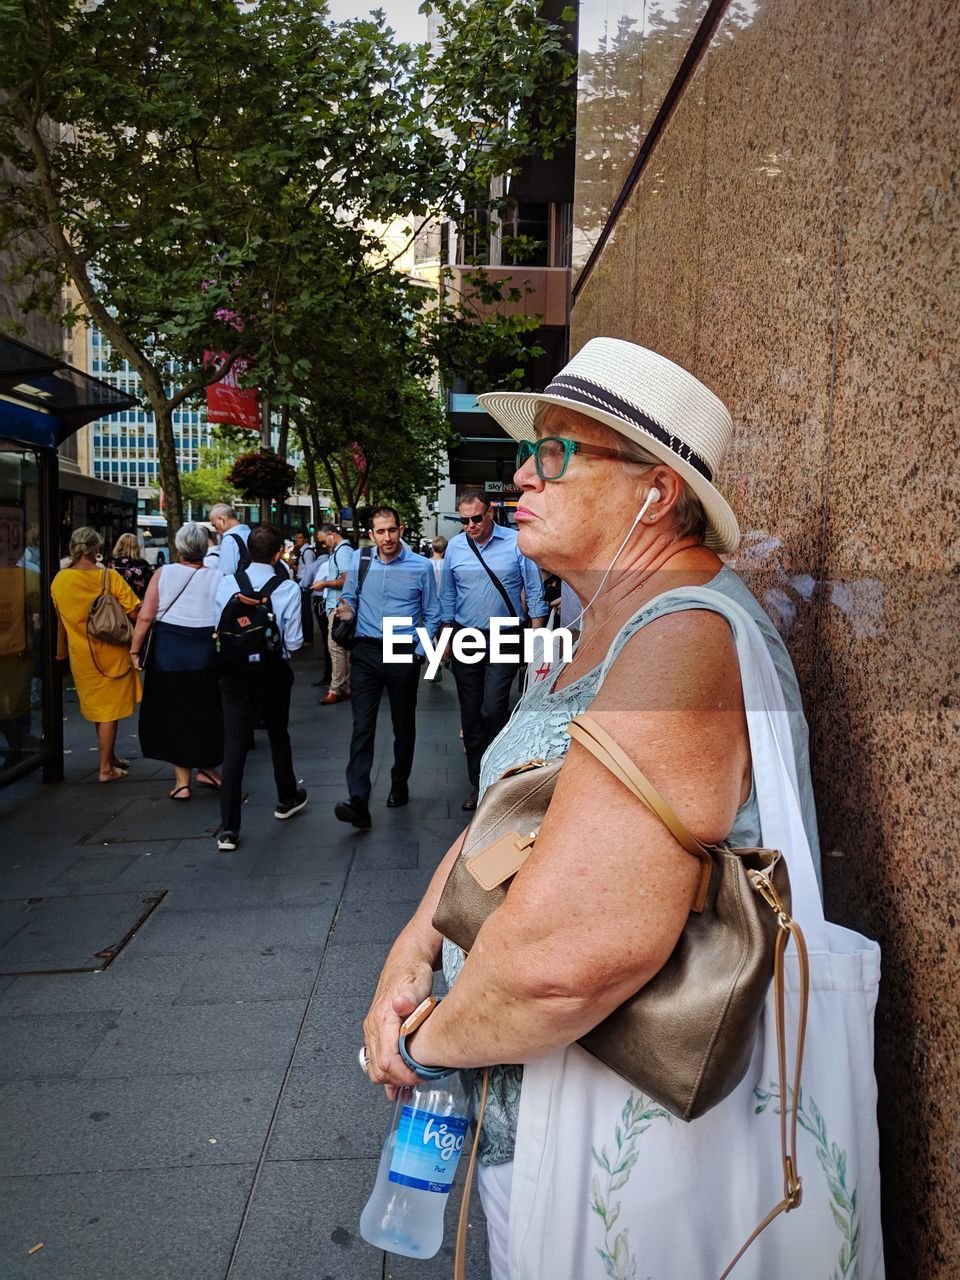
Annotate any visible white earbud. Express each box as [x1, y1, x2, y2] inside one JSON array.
[[633, 486, 661, 525], [570, 486, 663, 630]]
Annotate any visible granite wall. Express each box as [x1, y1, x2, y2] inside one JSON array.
[[570, 0, 960, 1274]]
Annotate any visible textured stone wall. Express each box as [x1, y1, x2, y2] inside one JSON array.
[[571, 1, 960, 1274]]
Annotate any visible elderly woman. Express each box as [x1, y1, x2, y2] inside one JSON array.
[[359, 340, 873, 1277], [107, 532, 153, 599], [131, 522, 223, 799], [51, 526, 140, 782]]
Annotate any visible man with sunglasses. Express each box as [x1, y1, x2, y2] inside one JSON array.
[[439, 490, 547, 811]]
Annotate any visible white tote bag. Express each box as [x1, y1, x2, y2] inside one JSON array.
[[506, 589, 884, 1280]]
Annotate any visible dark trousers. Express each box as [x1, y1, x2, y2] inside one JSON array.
[[451, 633, 518, 788], [346, 638, 421, 803], [220, 664, 297, 831]]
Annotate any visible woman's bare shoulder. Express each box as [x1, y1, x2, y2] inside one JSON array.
[[593, 606, 741, 715]]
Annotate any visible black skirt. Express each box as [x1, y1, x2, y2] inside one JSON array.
[[139, 622, 224, 767]]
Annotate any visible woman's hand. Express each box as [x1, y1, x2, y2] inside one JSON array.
[[362, 953, 435, 1096], [130, 651, 143, 672]]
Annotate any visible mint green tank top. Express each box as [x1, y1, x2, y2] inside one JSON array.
[[442, 566, 822, 1166]]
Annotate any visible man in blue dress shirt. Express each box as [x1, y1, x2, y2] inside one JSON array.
[[439, 490, 547, 811], [332, 506, 441, 829], [210, 503, 252, 577]]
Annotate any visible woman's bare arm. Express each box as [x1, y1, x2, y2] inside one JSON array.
[[362, 828, 467, 1089], [130, 572, 160, 663]]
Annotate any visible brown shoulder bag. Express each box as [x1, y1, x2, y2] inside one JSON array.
[[86, 568, 134, 679]]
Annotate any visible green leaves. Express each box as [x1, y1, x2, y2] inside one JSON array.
[[0, 0, 573, 533], [591, 1092, 672, 1280]]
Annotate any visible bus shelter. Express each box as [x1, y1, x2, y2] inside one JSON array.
[[0, 334, 136, 786]]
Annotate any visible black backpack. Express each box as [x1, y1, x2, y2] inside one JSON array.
[[215, 568, 286, 669], [228, 530, 252, 571]]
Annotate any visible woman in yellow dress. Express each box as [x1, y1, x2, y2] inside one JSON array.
[[51, 526, 141, 782]]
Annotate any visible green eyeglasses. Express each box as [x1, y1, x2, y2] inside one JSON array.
[[515, 435, 625, 481]]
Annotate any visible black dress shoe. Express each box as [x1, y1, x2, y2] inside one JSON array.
[[386, 786, 409, 808], [461, 789, 478, 811], [334, 798, 372, 830]]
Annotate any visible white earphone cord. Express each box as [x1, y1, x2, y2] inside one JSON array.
[[499, 486, 660, 739], [568, 486, 659, 630]]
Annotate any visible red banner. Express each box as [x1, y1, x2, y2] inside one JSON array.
[[204, 353, 260, 430]]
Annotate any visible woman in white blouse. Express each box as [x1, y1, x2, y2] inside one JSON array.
[[130, 523, 224, 799]]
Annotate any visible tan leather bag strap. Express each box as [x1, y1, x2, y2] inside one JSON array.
[[718, 892, 809, 1277], [454, 1067, 489, 1280], [567, 713, 714, 912]]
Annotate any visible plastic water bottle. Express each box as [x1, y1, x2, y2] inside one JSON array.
[[360, 1071, 472, 1258]]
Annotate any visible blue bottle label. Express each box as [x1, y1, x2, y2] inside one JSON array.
[[388, 1105, 469, 1194]]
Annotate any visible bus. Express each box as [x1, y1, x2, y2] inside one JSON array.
[[138, 515, 217, 565]]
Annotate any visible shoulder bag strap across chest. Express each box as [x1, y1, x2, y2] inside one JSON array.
[[466, 533, 517, 619]]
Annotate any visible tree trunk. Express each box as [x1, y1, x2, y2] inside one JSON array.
[[151, 398, 184, 558], [298, 427, 321, 527], [277, 404, 290, 461], [320, 453, 344, 516]]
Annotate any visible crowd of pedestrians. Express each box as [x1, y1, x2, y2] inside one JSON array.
[[49, 493, 547, 845]]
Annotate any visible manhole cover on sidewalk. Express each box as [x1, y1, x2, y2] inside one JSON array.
[[0, 891, 165, 976]]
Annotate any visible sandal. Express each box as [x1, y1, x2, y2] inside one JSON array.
[[169, 784, 192, 801], [98, 768, 127, 783], [113, 756, 131, 770], [194, 770, 221, 790]]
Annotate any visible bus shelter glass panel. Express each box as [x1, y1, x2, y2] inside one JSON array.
[[0, 450, 42, 776]]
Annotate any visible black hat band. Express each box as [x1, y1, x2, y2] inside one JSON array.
[[543, 374, 714, 482]]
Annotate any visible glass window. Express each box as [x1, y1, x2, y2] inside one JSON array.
[[0, 450, 43, 781]]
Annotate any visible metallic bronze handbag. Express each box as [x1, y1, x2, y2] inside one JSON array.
[[433, 712, 806, 1124]]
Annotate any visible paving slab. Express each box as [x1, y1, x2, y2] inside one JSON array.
[[313, 942, 392, 999], [0, 890, 165, 974], [0, 1067, 283, 1175], [247, 842, 356, 877], [170, 949, 323, 1006], [340, 866, 435, 910], [82, 796, 223, 844], [156, 875, 344, 913], [269, 1058, 391, 1161], [0, 1163, 256, 1280], [131, 902, 337, 957], [112, 839, 266, 885], [0, 1011, 118, 1081], [48, 850, 144, 886], [0, 955, 190, 1014], [296, 992, 370, 1065], [1, 799, 138, 847], [335, 837, 421, 870], [78, 1001, 306, 1077], [228, 1157, 381, 1280], [332, 896, 424, 945]]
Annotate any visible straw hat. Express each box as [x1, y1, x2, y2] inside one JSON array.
[[477, 338, 740, 553]]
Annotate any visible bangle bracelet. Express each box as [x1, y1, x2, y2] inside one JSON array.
[[130, 651, 140, 657], [398, 995, 452, 1080]]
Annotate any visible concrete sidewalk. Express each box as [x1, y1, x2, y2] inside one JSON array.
[[0, 655, 490, 1279]]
